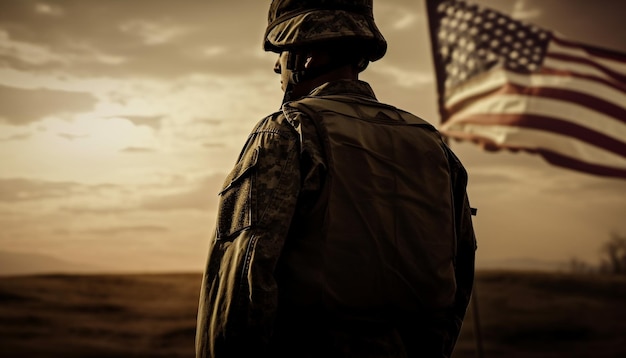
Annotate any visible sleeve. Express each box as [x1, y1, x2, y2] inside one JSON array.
[[443, 144, 478, 357], [195, 114, 301, 358]]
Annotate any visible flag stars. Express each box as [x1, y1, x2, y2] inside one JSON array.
[[450, 66, 460, 76], [437, 0, 551, 84], [452, 50, 467, 63]]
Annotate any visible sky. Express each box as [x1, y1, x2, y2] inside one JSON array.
[[1, 0, 625, 274]]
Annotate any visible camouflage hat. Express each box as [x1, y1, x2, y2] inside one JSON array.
[[264, 0, 387, 61]]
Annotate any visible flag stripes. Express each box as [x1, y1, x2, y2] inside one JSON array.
[[444, 71, 626, 141], [445, 113, 626, 157], [427, 0, 626, 178], [443, 124, 626, 171]]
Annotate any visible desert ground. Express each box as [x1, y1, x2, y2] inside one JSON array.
[[1, 270, 625, 358]]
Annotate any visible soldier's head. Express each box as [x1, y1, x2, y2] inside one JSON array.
[[264, 0, 387, 100]]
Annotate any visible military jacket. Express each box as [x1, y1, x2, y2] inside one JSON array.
[[196, 80, 477, 358]]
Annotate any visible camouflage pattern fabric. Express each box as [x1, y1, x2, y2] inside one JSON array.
[[264, 0, 387, 61], [196, 80, 476, 358], [196, 111, 302, 357]]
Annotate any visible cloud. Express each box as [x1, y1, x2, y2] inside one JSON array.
[[120, 146, 156, 153], [375, 3, 424, 32], [0, 132, 31, 141], [141, 174, 224, 211], [369, 65, 433, 88], [117, 114, 163, 130], [0, 84, 96, 125], [0, 178, 80, 202], [58, 132, 90, 140], [203, 142, 225, 149], [59, 206, 133, 215], [83, 225, 170, 236], [118, 19, 188, 46], [202, 46, 228, 58], [0, 0, 271, 79], [391, 12, 419, 31], [34, 3, 65, 17], [192, 117, 221, 126], [511, 0, 542, 21]]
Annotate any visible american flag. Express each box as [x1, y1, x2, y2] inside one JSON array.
[[426, 0, 626, 179]]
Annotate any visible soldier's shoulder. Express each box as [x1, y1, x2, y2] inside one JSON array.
[[253, 111, 299, 137]]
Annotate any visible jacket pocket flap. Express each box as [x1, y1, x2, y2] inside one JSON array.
[[219, 147, 259, 195]]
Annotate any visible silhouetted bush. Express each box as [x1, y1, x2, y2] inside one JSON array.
[[568, 257, 594, 274], [599, 233, 626, 275]]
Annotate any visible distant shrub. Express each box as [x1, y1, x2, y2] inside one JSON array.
[[599, 233, 626, 275], [568, 257, 594, 274]]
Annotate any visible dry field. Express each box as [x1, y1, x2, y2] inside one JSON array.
[[1, 271, 625, 357]]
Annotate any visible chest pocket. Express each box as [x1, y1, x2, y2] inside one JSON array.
[[217, 147, 259, 239]]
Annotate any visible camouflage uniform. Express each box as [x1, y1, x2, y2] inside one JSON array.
[[196, 1, 476, 357], [196, 80, 477, 358]]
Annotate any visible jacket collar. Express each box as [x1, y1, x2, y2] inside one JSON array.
[[307, 79, 378, 100]]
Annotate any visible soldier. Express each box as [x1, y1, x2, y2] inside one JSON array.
[[196, 1, 477, 357]]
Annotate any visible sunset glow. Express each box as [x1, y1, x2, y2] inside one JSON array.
[[1, 0, 625, 275]]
